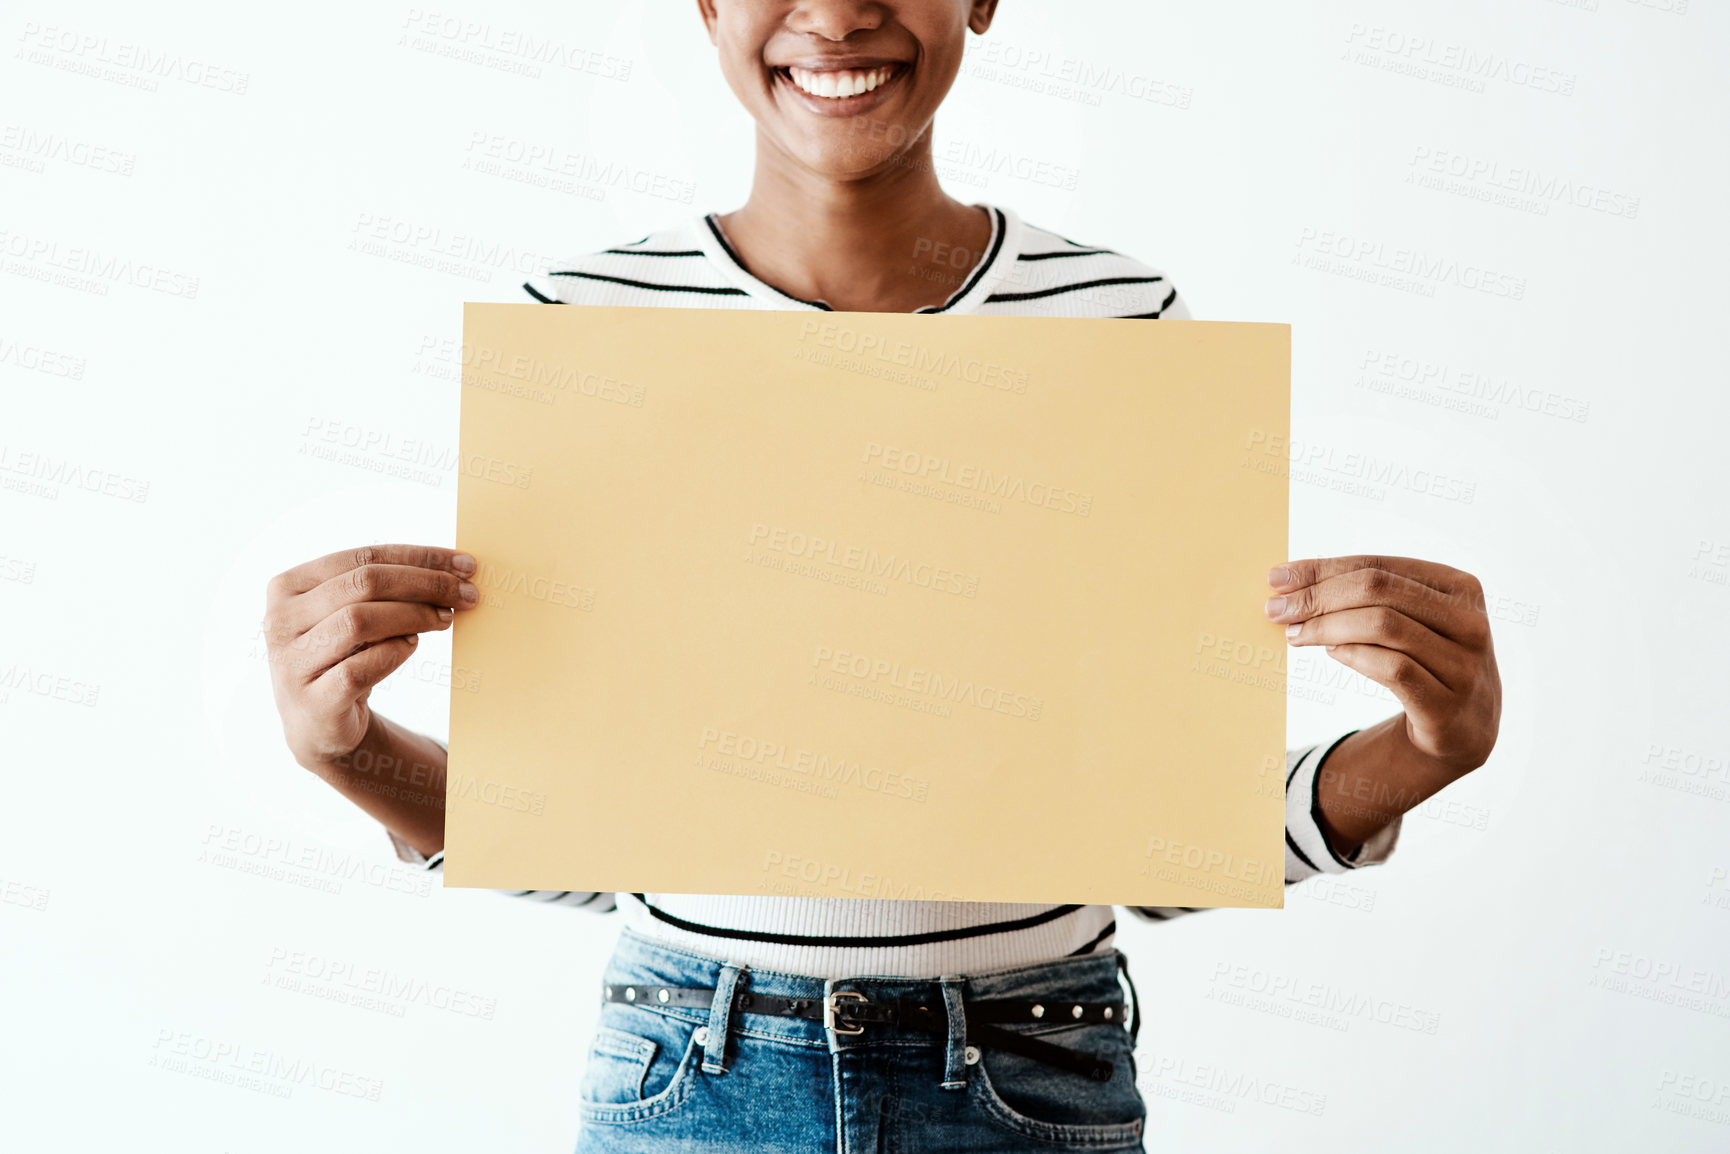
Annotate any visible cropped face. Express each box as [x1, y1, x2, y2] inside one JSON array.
[[697, 0, 999, 179]]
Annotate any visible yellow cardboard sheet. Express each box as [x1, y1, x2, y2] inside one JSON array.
[[446, 304, 1289, 907]]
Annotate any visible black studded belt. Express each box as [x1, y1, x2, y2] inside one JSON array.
[[603, 982, 1130, 1082]]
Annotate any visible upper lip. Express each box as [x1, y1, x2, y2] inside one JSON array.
[[771, 56, 908, 71]]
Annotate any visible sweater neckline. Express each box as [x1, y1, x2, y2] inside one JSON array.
[[696, 205, 1016, 315]]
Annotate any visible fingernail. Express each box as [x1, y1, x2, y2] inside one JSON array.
[[437, 607, 454, 623], [1264, 596, 1286, 617], [452, 553, 477, 575], [1267, 566, 1293, 587], [406, 633, 419, 645], [1285, 623, 1301, 639], [460, 582, 478, 603]]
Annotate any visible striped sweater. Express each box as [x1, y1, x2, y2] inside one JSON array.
[[390, 204, 1403, 978]]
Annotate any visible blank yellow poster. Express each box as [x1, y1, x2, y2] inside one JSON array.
[[445, 304, 1289, 907]]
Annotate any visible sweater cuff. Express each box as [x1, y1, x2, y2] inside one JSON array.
[[387, 829, 445, 872], [1284, 732, 1402, 881]]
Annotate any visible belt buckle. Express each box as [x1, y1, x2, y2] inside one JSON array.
[[824, 991, 868, 1035]]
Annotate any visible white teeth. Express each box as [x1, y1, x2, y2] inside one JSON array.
[[787, 65, 895, 99]]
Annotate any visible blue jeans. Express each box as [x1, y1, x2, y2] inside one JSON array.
[[574, 929, 1147, 1153]]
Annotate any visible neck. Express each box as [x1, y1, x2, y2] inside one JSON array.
[[718, 130, 992, 313]]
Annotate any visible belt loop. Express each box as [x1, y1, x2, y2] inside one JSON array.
[[1116, 951, 1141, 1047], [702, 962, 748, 1075], [938, 974, 968, 1090]]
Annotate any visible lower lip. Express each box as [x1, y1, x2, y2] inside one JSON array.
[[773, 65, 906, 118]]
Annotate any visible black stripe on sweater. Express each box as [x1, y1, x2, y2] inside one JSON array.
[[627, 894, 1084, 948], [986, 275, 1165, 304], [1115, 287, 1180, 319], [546, 270, 751, 296], [1312, 729, 1366, 868], [701, 215, 833, 310], [1018, 248, 1112, 261], [1284, 746, 1323, 872], [918, 207, 1007, 314], [1067, 919, 1118, 956]]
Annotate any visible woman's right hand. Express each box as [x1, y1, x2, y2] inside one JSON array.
[[262, 544, 479, 770]]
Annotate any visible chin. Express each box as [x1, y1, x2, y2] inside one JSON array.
[[789, 141, 905, 181]]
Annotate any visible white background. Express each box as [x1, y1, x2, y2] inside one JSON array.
[[4, 1, 1727, 1150]]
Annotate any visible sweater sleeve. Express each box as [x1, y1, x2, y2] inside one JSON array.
[[1125, 732, 1401, 924], [1157, 285, 1192, 321], [382, 737, 618, 913]]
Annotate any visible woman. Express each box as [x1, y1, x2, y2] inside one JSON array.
[[262, 2, 1501, 1149]]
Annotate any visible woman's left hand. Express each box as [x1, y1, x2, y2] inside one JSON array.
[[1265, 555, 1502, 781]]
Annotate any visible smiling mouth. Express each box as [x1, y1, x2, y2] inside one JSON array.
[[772, 62, 908, 104]]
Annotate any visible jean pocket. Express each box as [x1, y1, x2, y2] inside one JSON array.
[[578, 1013, 701, 1125], [967, 1025, 1145, 1150]]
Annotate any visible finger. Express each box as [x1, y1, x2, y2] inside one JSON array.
[[292, 602, 454, 682], [310, 634, 421, 706], [275, 563, 478, 637], [269, 544, 476, 599], [1284, 606, 1471, 690], [1265, 568, 1489, 647], [1269, 555, 1477, 599], [1323, 642, 1452, 718]]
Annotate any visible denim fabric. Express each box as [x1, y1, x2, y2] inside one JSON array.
[[575, 928, 1147, 1153]]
